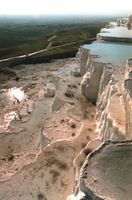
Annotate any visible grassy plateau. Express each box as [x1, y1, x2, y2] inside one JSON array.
[[0, 15, 116, 62]]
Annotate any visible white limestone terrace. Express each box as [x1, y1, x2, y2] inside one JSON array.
[[72, 16, 132, 200], [97, 16, 132, 42], [98, 26, 132, 40], [83, 42, 132, 67]]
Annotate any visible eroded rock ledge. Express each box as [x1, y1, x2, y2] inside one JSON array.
[[0, 17, 132, 200], [0, 58, 96, 200], [78, 46, 132, 142], [72, 32, 132, 199], [80, 140, 132, 200]]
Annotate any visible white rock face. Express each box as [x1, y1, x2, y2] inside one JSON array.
[[76, 47, 90, 76], [77, 44, 132, 142], [71, 64, 81, 77], [40, 128, 51, 149], [75, 37, 132, 200], [81, 62, 104, 104], [72, 17, 132, 200], [67, 192, 86, 200], [123, 59, 132, 139], [44, 83, 55, 97]]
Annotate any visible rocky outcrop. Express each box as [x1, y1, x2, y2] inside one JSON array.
[[44, 83, 56, 97], [72, 18, 132, 199], [96, 71, 127, 141], [78, 44, 132, 142], [76, 47, 90, 76], [123, 59, 132, 139], [81, 62, 104, 104], [0, 58, 97, 200], [73, 139, 101, 197], [80, 140, 132, 200]]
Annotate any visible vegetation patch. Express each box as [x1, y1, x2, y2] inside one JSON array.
[[0, 18, 109, 61], [37, 192, 47, 200], [46, 155, 68, 170], [84, 148, 92, 157], [49, 169, 60, 183]]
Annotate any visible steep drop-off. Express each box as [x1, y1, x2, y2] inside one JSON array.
[[71, 16, 132, 200]]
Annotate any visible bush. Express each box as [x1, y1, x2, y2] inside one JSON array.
[[84, 148, 92, 157]]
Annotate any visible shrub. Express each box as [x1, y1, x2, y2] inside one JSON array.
[[84, 148, 92, 157], [50, 169, 60, 183], [8, 153, 15, 161], [37, 193, 46, 200]]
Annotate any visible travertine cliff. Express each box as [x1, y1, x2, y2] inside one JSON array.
[[71, 61, 132, 199], [80, 140, 132, 200], [124, 59, 132, 138], [71, 17, 132, 200], [0, 17, 132, 200], [79, 48, 132, 142]]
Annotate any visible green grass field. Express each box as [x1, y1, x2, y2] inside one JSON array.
[[0, 16, 112, 60]]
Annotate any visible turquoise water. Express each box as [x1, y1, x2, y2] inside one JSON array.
[[83, 42, 132, 66]]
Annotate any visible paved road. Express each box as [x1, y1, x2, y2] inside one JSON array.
[[0, 38, 95, 63]]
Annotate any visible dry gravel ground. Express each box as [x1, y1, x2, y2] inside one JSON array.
[[0, 58, 97, 200]]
